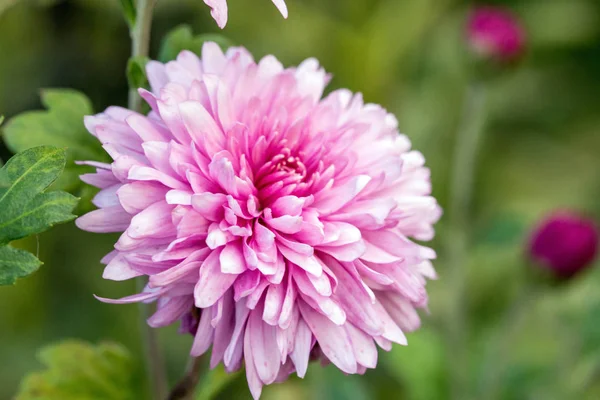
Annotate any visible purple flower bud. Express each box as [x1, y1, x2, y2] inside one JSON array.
[[467, 6, 526, 63], [529, 211, 598, 279]]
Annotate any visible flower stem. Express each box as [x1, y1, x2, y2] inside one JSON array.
[[479, 286, 540, 399], [135, 278, 168, 400], [126, 1, 167, 399], [446, 82, 487, 400], [128, 0, 156, 111], [167, 356, 204, 400]]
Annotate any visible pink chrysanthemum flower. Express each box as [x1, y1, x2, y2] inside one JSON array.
[[76, 43, 441, 398], [204, 0, 288, 29]]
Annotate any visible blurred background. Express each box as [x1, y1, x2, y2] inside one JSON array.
[[1, 0, 600, 399]]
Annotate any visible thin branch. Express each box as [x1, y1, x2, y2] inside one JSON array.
[[125, 1, 167, 399], [445, 82, 488, 400], [167, 357, 204, 400]]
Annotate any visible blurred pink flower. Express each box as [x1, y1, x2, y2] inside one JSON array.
[[77, 43, 441, 398], [204, 0, 288, 28], [467, 6, 525, 63], [529, 211, 598, 279]]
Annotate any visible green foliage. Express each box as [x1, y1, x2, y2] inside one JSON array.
[[2, 89, 108, 195], [309, 366, 369, 400], [16, 340, 137, 400], [159, 25, 235, 63], [196, 366, 241, 400], [0, 115, 4, 125], [0, 246, 42, 287], [0, 146, 78, 285], [119, 0, 136, 28], [126, 56, 150, 91], [383, 330, 447, 400]]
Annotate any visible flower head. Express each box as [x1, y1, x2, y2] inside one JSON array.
[[529, 211, 598, 280], [467, 6, 525, 63], [204, 0, 288, 29], [77, 43, 441, 398]]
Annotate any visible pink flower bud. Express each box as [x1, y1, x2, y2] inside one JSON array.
[[529, 211, 598, 279], [467, 6, 526, 63]]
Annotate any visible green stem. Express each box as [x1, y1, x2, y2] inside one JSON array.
[[136, 277, 168, 400], [126, 1, 167, 399], [479, 286, 541, 399], [167, 356, 204, 400], [128, 0, 156, 111], [446, 82, 487, 400]]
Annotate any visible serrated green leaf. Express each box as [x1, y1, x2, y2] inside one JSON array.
[[16, 340, 137, 400], [2, 89, 108, 195], [0, 245, 42, 286], [159, 25, 235, 62], [119, 0, 136, 27], [127, 56, 150, 90], [0, 146, 78, 245], [0, 147, 78, 285]]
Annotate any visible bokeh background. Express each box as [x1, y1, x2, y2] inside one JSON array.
[[1, 0, 600, 399]]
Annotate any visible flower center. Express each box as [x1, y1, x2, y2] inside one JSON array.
[[274, 152, 306, 180], [255, 148, 308, 203]]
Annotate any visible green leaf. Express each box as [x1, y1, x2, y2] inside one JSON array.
[[0, 115, 4, 125], [159, 25, 235, 62], [127, 56, 150, 90], [0, 246, 42, 286], [0, 146, 78, 244], [119, 0, 136, 27], [16, 340, 137, 400], [0, 146, 78, 285], [2, 89, 108, 195]]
